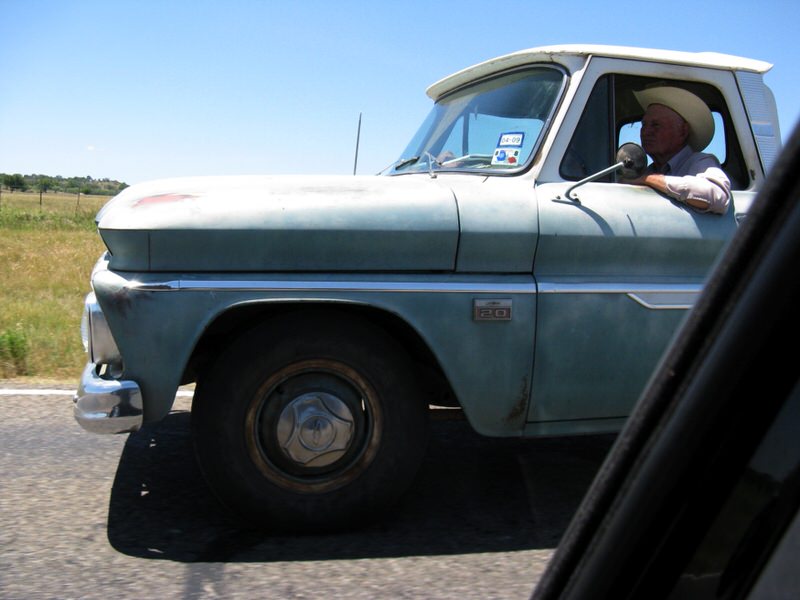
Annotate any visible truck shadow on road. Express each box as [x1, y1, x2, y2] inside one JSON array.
[[107, 408, 614, 563]]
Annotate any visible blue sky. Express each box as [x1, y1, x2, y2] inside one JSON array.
[[1, 0, 797, 185]]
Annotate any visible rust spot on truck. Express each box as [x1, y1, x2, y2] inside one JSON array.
[[505, 377, 529, 425], [104, 286, 137, 317]]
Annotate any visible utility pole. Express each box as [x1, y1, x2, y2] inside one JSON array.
[[353, 112, 362, 176]]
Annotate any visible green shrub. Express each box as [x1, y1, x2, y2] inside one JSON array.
[[0, 326, 29, 377]]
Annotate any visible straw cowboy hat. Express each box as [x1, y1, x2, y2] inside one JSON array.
[[634, 86, 715, 152]]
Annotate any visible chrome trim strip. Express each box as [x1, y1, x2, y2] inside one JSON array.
[[625, 292, 698, 310], [131, 279, 539, 294], [538, 282, 702, 310], [537, 282, 702, 294], [128, 278, 699, 309]]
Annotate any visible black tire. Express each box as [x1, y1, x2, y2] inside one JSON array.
[[191, 312, 429, 531]]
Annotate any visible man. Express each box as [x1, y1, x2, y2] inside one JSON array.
[[626, 86, 731, 215]]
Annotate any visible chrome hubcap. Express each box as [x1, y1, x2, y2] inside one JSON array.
[[275, 392, 355, 467]]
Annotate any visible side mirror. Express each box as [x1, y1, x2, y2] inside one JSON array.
[[616, 143, 647, 179], [564, 143, 648, 202]]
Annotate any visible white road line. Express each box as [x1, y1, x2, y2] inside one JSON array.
[[0, 389, 76, 396], [0, 389, 194, 397]]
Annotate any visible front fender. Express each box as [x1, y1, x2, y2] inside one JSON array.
[[95, 270, 538, 435]]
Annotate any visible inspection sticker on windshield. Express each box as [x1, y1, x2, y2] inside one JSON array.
[[492, 132, 524, 166]]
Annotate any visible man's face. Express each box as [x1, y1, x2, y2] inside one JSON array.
[[640, 104, 689, 164]]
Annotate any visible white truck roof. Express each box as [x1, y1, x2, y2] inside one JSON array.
[[426, 44, 773, 100]]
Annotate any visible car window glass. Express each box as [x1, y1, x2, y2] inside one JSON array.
[[440, 114, 465, 157], [390, 67, 565, 174], [667, 379, 800, 599], [561, 74, 748, 188], [560, 75, 613, 181]]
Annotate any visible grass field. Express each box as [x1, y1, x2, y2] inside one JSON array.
[[0, 191, 109, 380]]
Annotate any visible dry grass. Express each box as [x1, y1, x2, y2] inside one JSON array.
[[0, 190, 106, 231], [0, 191, 109, 380]]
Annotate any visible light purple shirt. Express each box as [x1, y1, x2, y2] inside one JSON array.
[[649, 145, 731, 215]]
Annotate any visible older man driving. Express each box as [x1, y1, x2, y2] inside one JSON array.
[[626, 86, 731, 215]]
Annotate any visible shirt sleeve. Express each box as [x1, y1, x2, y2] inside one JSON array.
[[663, 155, 732, 215]]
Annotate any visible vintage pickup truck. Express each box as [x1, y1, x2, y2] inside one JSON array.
[[76, 45, 781, 529]]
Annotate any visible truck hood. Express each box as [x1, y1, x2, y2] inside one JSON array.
[[96, 175, 459, 272]]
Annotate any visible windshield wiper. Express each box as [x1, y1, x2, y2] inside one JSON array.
[[393, 156, 420, 171], [391, 153, 441, 178]]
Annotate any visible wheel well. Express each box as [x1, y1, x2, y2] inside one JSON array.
[[183, 302, 458, 407]]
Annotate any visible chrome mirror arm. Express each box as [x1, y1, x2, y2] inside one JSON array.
[[563, 143, 647, 202], [564, 162, 624, 202]]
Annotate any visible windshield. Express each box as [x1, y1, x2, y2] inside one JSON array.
[[387, 67, 565, 175]]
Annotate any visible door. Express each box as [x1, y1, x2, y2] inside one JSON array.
[[527, 69, 749, 425]]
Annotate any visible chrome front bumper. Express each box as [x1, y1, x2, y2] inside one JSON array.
[[74, 363, 143, 434]]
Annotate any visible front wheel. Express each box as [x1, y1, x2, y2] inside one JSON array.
[[191, 314, 429, 530]]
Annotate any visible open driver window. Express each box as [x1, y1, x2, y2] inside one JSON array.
[[560, 74, 748, 189]]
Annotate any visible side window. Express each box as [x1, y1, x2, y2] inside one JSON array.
[[614, 75, 748, 189], [560, 76, 613, 181], [562, 74, 749, 189]]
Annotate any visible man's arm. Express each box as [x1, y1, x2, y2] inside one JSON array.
[[628, 169, 731, 214], [626, 150, 732, 215]]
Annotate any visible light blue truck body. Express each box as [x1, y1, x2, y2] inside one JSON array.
[[76, 45, 779, 441]]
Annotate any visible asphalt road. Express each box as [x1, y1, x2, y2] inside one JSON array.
[[0, 387, 615, 599]]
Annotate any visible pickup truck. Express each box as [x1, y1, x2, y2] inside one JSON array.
[[75, 45, 781, 530]]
